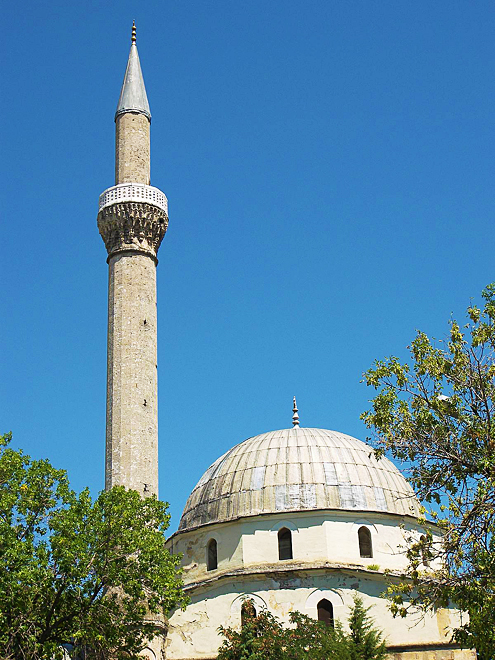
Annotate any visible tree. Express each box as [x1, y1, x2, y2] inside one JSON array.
[[217, 603, 286, 660], [217, 596, 385, 660], [361, 285, 495, 658], [0, 432, 187, 660], [347, 596, 387, 660], [283, 611, 350, 660]]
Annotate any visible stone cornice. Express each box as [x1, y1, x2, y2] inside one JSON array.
[[97, 200, 168, 260], [182, 560, 388, 592]]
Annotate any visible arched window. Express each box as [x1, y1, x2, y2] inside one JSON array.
[[278, 527, 293, 560], [207, 538, 217, 571], [358, 526, 372, 558], [317, 599, 334, 627], [241, 600, 257, 626]]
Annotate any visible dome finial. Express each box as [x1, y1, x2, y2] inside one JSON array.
[[292, 396, 300, 427], [131, 20, 137, 44]]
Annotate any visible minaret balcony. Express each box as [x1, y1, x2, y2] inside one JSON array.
[[99, 183, 168, 215]]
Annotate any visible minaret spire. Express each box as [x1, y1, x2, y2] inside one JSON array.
[[97, 28, 168, 498], [115, 21, 151, 123]]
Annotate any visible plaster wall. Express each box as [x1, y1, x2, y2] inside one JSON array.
[[169, 510, 436, 585], [388, 651, 475, 660], [166, 512, 453, 659], [165, 571, 465, 660], [170, 520, 243, 580]]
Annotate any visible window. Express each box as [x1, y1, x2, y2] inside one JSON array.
[[207, 538, 217, 571], [317, 599, 334, 627], [241, 600, 257, 626], [358, 526, 372, 558], [278, 527, 293, 560]]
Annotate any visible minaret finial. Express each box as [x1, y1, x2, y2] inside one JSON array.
[[131, 21, 137, 44], [292, 396, 300, 427]]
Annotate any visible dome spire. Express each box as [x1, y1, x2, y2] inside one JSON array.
[[115, 21, 151, 122], [292, 396, 300, 427]]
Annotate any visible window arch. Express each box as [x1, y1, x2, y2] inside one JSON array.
[[358, 526, 372, 558], [207, 538, 217, 571], [317, 599, 334, 627], [241, 600, 257, 626], [278, 527, 293, 560]]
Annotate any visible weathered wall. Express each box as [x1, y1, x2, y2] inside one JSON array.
[[386, 650, 476, 660], [106, 252, 158, 496], [115, 112, 150, 185], [168, 510, 437, 586], [165, 512, 458, 660], [165, 570, 465, 659], [164, 649, 476, 660]]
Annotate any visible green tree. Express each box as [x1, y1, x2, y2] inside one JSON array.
[[361, 285, 495, 658], [217, 596, 385, 660], [217, 602, 286, 660], [0, 432, 187, 660], [347, 596, 387, 660], [283, 611, 350, 660]]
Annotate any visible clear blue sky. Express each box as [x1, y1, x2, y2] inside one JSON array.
[[2, 1, 494, 530]]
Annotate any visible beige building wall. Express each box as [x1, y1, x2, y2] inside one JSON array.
[[168, 510, 434, 583], [165, 572, 469, 660], [165, 511, 469, 660]]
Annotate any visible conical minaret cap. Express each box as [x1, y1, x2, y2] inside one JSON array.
[[115, 24, 151, 122]]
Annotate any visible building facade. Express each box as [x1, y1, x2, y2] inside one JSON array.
[[164, 424, 473, 660], [98, 29, 475, 660]]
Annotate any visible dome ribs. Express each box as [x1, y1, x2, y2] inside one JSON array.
[[177, 427, 421, 531]]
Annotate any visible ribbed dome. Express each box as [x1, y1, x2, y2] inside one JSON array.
[[179, 427, 420, 531]]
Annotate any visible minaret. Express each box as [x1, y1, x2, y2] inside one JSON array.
[[97, 24, 168, 498]]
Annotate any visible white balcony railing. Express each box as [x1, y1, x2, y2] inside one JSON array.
[[98, 183, 168, 215]]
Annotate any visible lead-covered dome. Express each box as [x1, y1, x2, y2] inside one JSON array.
[[179, 427, 419, 531]]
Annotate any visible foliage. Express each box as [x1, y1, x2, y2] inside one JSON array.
[[0, 432, 187, 660], [217, 595, 386, 660], [217, 604, 286, 660], [282, 611, 350, 660], [347, 596, 387, 660], [361, 285, 495, 657]]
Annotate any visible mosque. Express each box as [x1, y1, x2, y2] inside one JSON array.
[[96, 27, 475, 660]]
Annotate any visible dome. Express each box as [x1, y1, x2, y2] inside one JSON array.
[[179, 427, 420, 531]]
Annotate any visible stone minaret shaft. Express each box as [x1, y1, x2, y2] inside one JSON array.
[[97, 27, 168, 497]]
